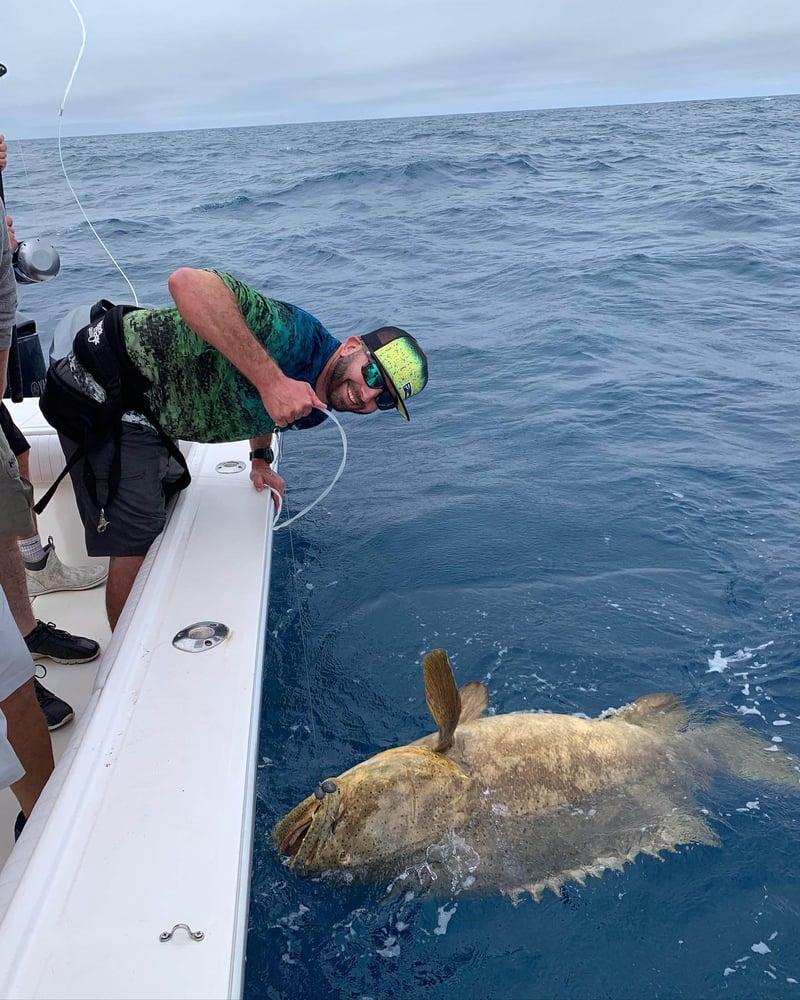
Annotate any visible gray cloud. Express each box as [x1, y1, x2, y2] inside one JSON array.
[[2, 0, 799, 137]]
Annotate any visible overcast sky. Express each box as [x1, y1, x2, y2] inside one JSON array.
[[3, 0, 800, 138]]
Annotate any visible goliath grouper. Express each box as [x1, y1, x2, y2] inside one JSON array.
[[274, 649, 798, 900]]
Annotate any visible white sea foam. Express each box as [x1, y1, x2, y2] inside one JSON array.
[[376, 935, 401, 958], [736, 799, 760, 812], [434, 903, 457, 936], [707, 641, 774, 673]]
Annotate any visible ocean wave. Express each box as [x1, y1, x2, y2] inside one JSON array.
[[193, 192, 258, 212]]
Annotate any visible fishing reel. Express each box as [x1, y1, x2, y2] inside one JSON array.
[[12, 238, 61, 284]]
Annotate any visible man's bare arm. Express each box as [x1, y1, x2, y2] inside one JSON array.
[[167, 268, 325, 427]]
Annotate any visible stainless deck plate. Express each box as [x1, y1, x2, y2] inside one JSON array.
[[172, 621, 231, 652]]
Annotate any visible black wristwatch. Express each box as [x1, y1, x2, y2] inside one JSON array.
[[249, 446, 274, 463]]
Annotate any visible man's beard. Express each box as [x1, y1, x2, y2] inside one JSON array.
[[327, 354, 364, 411]]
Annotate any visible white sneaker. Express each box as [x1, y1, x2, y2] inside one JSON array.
[[26, 537, 109, 597]]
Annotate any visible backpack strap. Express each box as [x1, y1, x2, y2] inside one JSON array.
[[33, 446, 84, 516], [90, 299, 116, 323]]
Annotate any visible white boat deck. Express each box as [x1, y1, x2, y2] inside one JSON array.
[[0, 398, 276, 999]]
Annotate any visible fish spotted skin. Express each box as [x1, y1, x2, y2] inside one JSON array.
[[274, 650, 799, 900]]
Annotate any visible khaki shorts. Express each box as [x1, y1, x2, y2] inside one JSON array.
[[0, 423, 35, 540]]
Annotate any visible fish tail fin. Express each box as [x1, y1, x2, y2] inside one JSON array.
[[701, 719, 800, 787]]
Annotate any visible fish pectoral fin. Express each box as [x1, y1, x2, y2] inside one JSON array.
[[502, 882, 549, 904], [501, 810, 720, 905], [618, 801, 720, 863], [644, 807, 721, 852], [458, 681, 489, 724], [505, 848, 666, 905], [423, 649, 461, 752], [503, 871, 590, 904], [604, 692, 689, 733]]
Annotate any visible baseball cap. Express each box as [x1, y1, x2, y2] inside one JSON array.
[[360, 326, 428, 421]]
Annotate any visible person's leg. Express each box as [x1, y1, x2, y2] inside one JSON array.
[[0, 537, 99, 664], [0, 428, 72, 736], [1, 678, 54, 818], [0, 537, 36, 635], [0, 586, 54, 821], [0, 535, 85, 728], [0, 422, 38, 637], [106, 555, 146, 630], [10, 434, 47, 566], [0, 428, 95, 737], [0, 402, 108, 597], [62, 422, 186, 630]]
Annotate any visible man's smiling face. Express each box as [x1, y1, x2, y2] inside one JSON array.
[[324, 342, 395, 414]]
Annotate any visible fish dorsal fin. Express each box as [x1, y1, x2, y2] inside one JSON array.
[[458, 681, 489, 724], [606, 692, 689, 734], [422, 649, 461, 753]]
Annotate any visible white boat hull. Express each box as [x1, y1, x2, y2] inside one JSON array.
[[0, 398, 276, 999]]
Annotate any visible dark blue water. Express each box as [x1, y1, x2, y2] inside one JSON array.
[[7, 94, 800, 998]]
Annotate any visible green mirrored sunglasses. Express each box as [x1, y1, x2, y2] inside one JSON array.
[[361, 359, 396, 411]]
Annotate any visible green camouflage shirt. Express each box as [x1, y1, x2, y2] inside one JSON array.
[[121, 271, 340, 442]]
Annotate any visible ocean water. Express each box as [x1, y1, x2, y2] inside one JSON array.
[[6, 94, 800, 998]]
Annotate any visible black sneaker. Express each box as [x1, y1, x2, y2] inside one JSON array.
[[24, 621, 100, 665], [34, 678, 75, 731]]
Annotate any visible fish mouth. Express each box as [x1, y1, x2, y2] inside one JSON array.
[[277, 813, 314, 859], [274, 784, 343, 871]]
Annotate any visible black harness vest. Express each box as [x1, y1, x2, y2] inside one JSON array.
[[37, 300, 191, 529]]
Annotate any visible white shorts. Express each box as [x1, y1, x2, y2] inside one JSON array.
[[0, 585, 35, 702], [0, 706, 24, 789]]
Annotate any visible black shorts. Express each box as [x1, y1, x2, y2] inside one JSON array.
[[61, 421, 187, 558], [0, 403, 30, 457]]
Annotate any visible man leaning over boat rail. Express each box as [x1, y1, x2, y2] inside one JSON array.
[[40, 268, 429, 629]]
